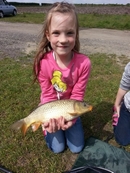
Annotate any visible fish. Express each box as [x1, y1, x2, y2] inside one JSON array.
[[11, 99, 92, 136]]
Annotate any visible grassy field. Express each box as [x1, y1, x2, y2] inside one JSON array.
[[0, 7, 130, 173], [1, 13, 130, 30]]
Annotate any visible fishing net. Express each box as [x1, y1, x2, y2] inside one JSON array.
[[64, 137, 130, 173]]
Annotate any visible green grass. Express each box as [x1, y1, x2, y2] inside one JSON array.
[[0, 13, 130, 30], [78, 14, 130, 30], [0, 13, 46, 24], [0, 54, 129, 173]]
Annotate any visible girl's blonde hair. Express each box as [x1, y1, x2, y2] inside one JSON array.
[[33, 2, 80, 81]]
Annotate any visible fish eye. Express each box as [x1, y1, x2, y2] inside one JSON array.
[[83, 102, 87, 107]]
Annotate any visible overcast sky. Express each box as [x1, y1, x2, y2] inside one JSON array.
[[8, 0, 130, 4]]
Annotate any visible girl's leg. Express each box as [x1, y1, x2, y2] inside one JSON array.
[[65, 118, 84, 153], [114, 102, 130, 146], [44, 130, 65, 153]]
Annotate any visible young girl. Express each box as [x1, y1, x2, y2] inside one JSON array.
[[33, 2, 91, 153], [113, 62, 130, 146]]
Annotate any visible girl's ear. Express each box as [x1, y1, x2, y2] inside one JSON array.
[[46, 31, 50, 41]]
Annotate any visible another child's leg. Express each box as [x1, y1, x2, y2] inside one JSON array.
[[114, 102, 130, 146], [65, 117, 84, 153], [44, 130, 65, 153]]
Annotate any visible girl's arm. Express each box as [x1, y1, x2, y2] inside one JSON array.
[[70, 58, 91, 101], [114, 62, 130, 116], [38, 70, 57, 104], [114, 88, 127, 116]]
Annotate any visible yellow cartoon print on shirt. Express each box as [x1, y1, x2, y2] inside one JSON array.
[[51, 70, 67, 92]]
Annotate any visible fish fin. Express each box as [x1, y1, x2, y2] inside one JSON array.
[[11, 119, 24, 131], [69, 112, 78, 116], [11, 119, 29, 136], [21, 123, 29, 136], [11, 119, 26, 136], [31, 122, 41, 132]]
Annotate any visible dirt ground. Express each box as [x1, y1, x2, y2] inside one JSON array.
[[0, 5, 130, 64]]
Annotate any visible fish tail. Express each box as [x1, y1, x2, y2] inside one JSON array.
[[11, 119, 28, 136]]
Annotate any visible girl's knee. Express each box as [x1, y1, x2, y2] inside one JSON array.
[[45, 130, 65, 153], [51, 145, 65, 153], [69, 145, 84, 153], [46, 140, 65, 153]]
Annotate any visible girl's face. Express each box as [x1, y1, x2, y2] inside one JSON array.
[[46, 12, 76, 58]]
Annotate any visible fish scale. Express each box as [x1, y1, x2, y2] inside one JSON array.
[[40, 101, 75, 122], [27, 100, 75, 122], [11, 99, 92, 136]]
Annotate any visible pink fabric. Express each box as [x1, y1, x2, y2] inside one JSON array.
[[38, 51, 91, 104], [43, 129, 47, 136], [112, 106, 119, 126], [72, 118, 78, 124], [112, 113, 119, 126]]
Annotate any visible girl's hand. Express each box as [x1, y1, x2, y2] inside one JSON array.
[[114, 105, 121, 117], [58, 116, 73, 130], [43, 118, 60, 133]]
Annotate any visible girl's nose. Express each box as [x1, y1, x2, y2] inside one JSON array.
[[59, 33, 68, 43]]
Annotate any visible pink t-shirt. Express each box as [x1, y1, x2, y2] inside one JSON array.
[[38, 51, 91, 104]]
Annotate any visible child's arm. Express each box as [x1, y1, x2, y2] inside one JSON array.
[[70, 58, 91, 101], [114, 88, 127, 116], [114, 62, 130, 116]]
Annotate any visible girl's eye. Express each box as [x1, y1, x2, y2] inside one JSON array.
[[67, 32, 74, 35], [52, 32, 59, 35]]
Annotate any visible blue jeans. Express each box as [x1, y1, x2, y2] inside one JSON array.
[[114, 102, 130, 146], [44, 117, 84, 153]]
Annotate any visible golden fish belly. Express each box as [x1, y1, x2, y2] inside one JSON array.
[[25, 100, 77, 124]]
